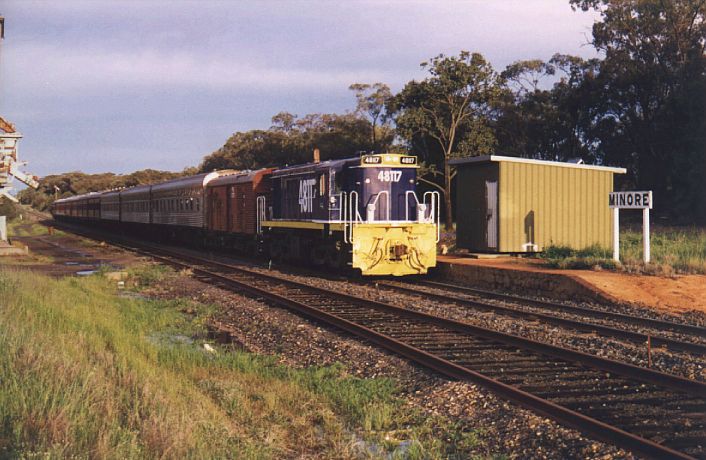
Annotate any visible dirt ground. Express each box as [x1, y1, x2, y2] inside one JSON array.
[[439, 255, 706, 314], [2, 222, 143, 277]]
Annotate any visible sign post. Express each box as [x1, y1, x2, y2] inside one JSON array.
[[609, 191, 653, 263]]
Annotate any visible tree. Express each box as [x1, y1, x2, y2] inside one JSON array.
[[495, 54, 601, 163], [200, 110, 394, 172], [349, 83, 393, 152], [570, 0, 706, 222], [389, 51, 503, 229]]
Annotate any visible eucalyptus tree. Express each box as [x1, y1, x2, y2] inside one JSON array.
[[571, 0, 706, 222], [389, 51, 503, 229], [349, 83, 393, 152]]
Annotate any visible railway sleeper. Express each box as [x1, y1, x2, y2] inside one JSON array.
[[562, 398, 703, 415], [518, 379, 653, 393], [528, 385, 663, 400], [444, 357, 544, 367]]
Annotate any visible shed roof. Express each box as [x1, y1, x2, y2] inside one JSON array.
[[450, 155, 626, 174]]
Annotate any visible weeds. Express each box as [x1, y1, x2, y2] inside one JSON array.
[[542, 226, 706, 274], [0, 266, 488, 458]]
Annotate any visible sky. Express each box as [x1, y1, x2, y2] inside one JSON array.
[[0, 0, 600, 179]]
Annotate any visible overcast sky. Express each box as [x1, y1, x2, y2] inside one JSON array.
[[0, 0, 599, 178]]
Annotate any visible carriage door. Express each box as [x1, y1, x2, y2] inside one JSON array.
[[485, 180, 498, 250]]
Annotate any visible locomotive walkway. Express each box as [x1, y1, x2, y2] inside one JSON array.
[[48, 222, 706, 459]]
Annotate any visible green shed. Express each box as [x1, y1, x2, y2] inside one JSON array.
[[450, 155, 626, 253]]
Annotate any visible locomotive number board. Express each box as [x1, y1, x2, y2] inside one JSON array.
[[360, 154, 418, 167]]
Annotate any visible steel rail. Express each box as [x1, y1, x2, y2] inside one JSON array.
[[133, 247, 704, 459], [416, 279, 706, 337], [373, 280, 706, 355], [47, 222, 706, 459]]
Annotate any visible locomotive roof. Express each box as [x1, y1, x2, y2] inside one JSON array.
[[271, 153, 418, 178], [271, 157, 358, 178]]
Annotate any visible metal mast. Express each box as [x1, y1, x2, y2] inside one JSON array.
[[0, 13, 39, 203], [0, 14, 39, 242]]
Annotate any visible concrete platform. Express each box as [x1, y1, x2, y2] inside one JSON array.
[[433, 255, 619, 305], [0, 241, 29, 256]]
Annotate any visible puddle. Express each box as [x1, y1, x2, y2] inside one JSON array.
[[118, 291, 149, 300], [97, 261, 124, 271], [76, 270, 97, 276], [64, 261, 80, 266], [147, 332, 195, 346]]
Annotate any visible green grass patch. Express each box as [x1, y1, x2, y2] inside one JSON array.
[[0, 266, 487, 458], [619, 226, 706, 274], [541, 226, 706, 274], [6, 221, 53, 238]]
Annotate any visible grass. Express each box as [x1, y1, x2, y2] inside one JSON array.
[[0, 263, 486, 459], [6, 220, 56, 238], [541, 226, 706, 275]]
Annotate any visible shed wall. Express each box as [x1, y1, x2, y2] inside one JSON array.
[[498, 161, 614, 252]]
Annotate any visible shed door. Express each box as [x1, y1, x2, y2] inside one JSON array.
[[485, 180, 498, 249]]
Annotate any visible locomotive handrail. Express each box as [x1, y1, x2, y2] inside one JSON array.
[[405, 190, 420, 222], [367, 191, 390, 222], [423, 191, 441, 243], [256, 196, 266, 234], [346, 191, 362, 244], [341, 192, 348, 244]]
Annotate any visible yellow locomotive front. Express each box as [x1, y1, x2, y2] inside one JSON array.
[[340, 154, 439, 276]]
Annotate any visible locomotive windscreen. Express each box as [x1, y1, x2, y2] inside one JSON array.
[[351, 166, 417, 221]]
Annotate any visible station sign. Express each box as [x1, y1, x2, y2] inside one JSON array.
[[609, 191, 652, 209], [609, 190, 653, 263]]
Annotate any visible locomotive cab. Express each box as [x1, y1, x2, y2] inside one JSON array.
[[341, 154, 439, 276], [263, 153, 439, 276]]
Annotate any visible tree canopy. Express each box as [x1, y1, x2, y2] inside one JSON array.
[[199, 110, 394, 172]]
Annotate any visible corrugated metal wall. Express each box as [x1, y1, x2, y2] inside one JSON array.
[[498, 162, 614, 252]]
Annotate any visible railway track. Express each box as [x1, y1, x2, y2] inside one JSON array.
[[372, 279, 706, 356], [46, 224, 706, 459]]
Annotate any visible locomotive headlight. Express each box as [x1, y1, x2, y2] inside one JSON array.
[[365, 178, 371, 184]]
